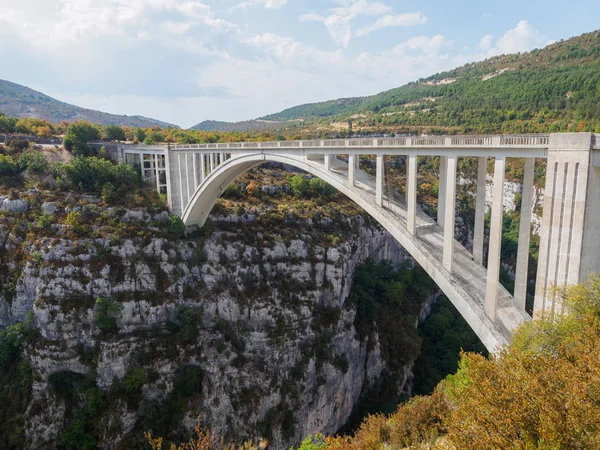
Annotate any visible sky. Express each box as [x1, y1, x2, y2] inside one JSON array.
[[0, 0, 598, 128]]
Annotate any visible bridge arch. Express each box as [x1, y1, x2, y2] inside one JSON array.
[[182, 152, 506, 352]]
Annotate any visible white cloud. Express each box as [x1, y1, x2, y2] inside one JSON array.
[[478, 34, 493, 50], [299, 0, 395, 47], [482, 12, 492, 19], [0, 0, 238, 54], [356, 12, 428, 37], [229, 0, 288, 12], [495, 20, 544, 54], [299, 13, 327, 22]]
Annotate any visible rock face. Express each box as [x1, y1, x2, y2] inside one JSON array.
[[0, 203, 413, 449]]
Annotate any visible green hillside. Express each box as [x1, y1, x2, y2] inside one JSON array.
[[260, 30, 600, 134], [0, 79, 177, 128], [191, 119, 294, 132]]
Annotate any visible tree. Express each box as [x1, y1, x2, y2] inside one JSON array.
[[134, 128, 146, 143], [102, 125, 126, 141], [309, 178, 336, 196], [144, 130, 165, 145], [0, 155, 17, 176], [63, 121, 100, 156], [289, 175, 309, 198]]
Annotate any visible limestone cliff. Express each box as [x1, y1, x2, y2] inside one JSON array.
[[0, 191, 416, 449]]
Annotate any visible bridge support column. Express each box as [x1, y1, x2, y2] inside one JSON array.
[[407, 154, 417, 235], [485, 156, 506, 322], [535, 133, 597, 315], [473, 157, 487, 265], [154, 155, 160, 194], [165, 149, 174, 211], [376, 155, 384, 207], [176, 153, 186, 214], [443, 156, 457, 272], [514, 158, 535, 310], [192, 153, 198, 189], [324, 154, 333, 172], [184, 154, 191, 200], [200, 154, 206, 181], [438, 156, 447, 229], [348, 154, 355, 186]]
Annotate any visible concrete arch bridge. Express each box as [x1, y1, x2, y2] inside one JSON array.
[[121, 133, 600, 353]]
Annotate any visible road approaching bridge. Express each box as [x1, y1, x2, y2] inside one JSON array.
[[120, 133, 600, 353]]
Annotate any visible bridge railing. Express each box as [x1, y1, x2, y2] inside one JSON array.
[[169, 134, 550, 151]]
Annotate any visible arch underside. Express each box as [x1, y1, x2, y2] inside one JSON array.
[[182, 152, 531, 353]]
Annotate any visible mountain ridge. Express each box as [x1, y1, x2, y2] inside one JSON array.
[[0, 79, 177, 128]]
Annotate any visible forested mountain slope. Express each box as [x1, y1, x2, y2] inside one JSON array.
[[259, 30, 600, 134]]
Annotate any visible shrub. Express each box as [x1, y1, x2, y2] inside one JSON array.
[[94, 297, 123, 332], [65, 211, 83, 227], [18, 151, 48, 174], [56, 418, 97, 450], [36, 212, 54, 229], [124, 366, 146, 399], [64, 156, 139, 193], [0, 317, 34, 365], [309, 178, 336, 196], [0, 154, 18, 176], [173, 365, 203, 397], [246, 181, 260, 197], [289, 175, 309, 198], [101, 182, 116, 205], [168, 214, 186, 239], [176, 306, 204, 344]]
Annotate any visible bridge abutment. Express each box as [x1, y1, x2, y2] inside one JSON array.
[[534, 133, 599, 314]]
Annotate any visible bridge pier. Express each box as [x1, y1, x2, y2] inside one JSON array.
[[407, 154, 417, 235], [348, 154, 355, 186], [443, 156, 457, 273], [473, 157, 487, 265], [535, 133, 599, 315], [437, 156, 447, 230], [485, 157, 506, 321], [375, 155, 384, 207], [514, 158, 535, 310]]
